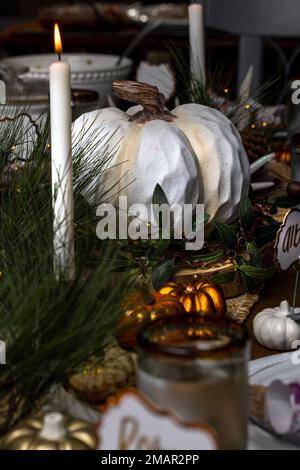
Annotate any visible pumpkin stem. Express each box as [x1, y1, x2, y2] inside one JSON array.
[[139, 286, 156, 305], [112, 80, 176, 124]]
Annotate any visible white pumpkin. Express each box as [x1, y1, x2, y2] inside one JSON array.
[[72, 80, 250, 226], [253, 301, 300, 350]]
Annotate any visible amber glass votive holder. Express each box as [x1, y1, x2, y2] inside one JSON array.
[[137, 314, 249, 450]]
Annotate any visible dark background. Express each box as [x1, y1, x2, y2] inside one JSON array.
[[0, 0, 296, 101], [0, 1, 181, 17]]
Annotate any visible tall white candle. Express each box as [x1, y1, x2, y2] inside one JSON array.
[[50, 23, 75, 280], [188, 1, 206, 85]]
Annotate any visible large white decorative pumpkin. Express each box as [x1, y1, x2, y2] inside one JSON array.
[[72, 80, 250, 226]]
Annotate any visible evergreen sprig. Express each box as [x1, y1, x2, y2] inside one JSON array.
[[0, 107, 131, 433]]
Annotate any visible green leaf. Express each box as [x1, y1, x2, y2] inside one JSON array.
[[239, 196, 255, 231], [152, 184, 169, 206], [238, 264, 275, 280], [240, 271, 257, 291], [189, 249, 225, 263], [151, 258, 175, 290], [210, 270, 236, 284], [274, 196, 300, 208], [254, 211, 276, 224], [246, 241, 262, 267], [253, 222, 281, 247], [152, 184, 170, 230], [214, 222, 237, 249], [235, 254, 248, 266]]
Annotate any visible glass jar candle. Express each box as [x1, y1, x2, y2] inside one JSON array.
[[137, 315, 249, 450]]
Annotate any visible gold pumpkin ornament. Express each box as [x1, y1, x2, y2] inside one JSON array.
[[117, 291, 185, 349], [159, 279, 227, 316], [1, 412, 98, 450]]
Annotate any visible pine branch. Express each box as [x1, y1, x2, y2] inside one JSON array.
[[0, 104, 132, 433]]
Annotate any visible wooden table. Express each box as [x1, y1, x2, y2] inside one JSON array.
[[247, 269, 298, 359]]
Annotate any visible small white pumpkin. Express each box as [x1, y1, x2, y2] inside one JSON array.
[[253, 301, 300, 350], [72, 80, 250, 226]]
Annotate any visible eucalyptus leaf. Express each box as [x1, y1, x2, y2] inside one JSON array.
[[210, 270, 236, 284], [253, 222, 281, 247], [238, 264, 275, 279], [152, 184, 169, 206], [152, 183, 170, 229], [239, 196, 255, 231], [235, 254, 248, 266], [246, 241, 262, 267], [214, 222, 237, 249], [240, 271, 257, 291], [190, 250, 225, 263], [152, 258, 175, 290]]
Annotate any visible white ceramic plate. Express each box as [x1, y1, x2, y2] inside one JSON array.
[[1, 54, 132, 80], [248, 353, 300, 450], [1, 54, 132, 103]]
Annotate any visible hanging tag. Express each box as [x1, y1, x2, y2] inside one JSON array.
[[275, 208, 300, 271], [96, 389, 218, 450]]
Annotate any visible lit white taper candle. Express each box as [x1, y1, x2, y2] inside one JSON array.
[[50, 23, 75, 280], [188, 1, 206, 85]]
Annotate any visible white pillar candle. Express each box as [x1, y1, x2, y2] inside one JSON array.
[[49, 23, 75, 280], [188, 1, 206, 85]]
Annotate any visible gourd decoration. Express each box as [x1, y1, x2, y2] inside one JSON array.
[[1, 412, 98, 450], [69, 340, 136, 402], [158, 279, 227, 316], [253, 300, 300, 350], [72, 80, 250, 227], [117, 290, 185, 349]]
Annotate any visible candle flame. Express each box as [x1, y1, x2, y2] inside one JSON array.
[[54, 23, 63, 56]]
